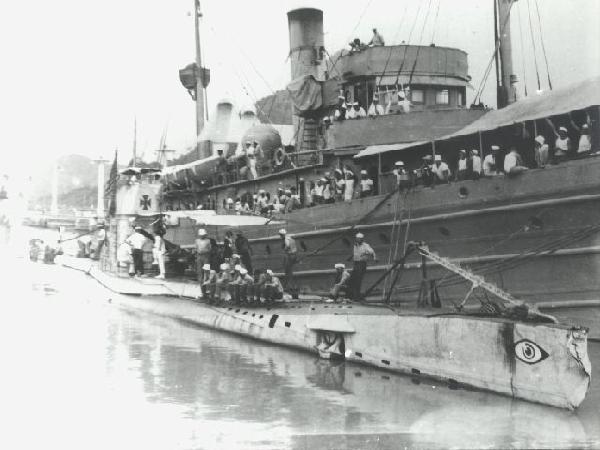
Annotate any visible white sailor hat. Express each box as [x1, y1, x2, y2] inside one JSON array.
[[323, 116, 331, 122], [559, 126, 568, 133], [395, 161, 404, 166], [459, 149, 467, 154], [227, 198, 234, 203], [266, 269, 274, 276], [535, 135, 545, 145], [353, 101, 359, 106], [231, 253, 239, 258], [319, 177, 326, 182], [202, 263, 211, 270], [355, 232, 364, 239], [491, 145, 500, 151], [284, 189, 292, 195], [245, 140, 252, 145], [324, 171, 330, 177], [434, 154, 442, 161], [234, 264, 242, 271], [471, 149, 479, 155], [220, 263, 228, 270], [360, 170, 367, 175], [338, 95, 346, 100], [278, 228, 287, 235], [582, 123, 589, 129], [259, 189, 265, 194], [240, 268, 248, 275], [334, 263, 345, 269], [134, 225, 142, 230], [198, 228, 207, 236]]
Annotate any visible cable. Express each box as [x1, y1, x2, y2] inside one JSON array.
[[533, 0, 553, 90], [408, 0, 434, 86], [392, 0, 425, 87], [526, 0, 541, 91], [473, 0, 516, 104], [375, 3, 409, 92], [430, 0, 442, 44]]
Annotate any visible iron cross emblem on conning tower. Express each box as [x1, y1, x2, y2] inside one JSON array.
[[140, 195, 152, 210]]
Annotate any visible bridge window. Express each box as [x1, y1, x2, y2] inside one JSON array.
[[435, 89, 449, 105], [411, 89, 425, 105]]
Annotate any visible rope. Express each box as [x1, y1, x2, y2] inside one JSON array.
[[473, 0, 516, 104], [533, 0, 553, 90], [526, 0, 542, 91], [58, 228, 98, 243], [392, 0, 425, 87], [327, 0, 376, 77], [295, 187, 399, 265], [430, 0, 442, 44], [375, 4, 409, 92], [382, 189, 407, 300]]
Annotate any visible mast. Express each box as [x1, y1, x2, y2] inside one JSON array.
[[496, 0, 518, 108], [194, 0, 206, 155]]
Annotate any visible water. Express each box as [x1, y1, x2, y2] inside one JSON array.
[[1, 227, 599, 449]]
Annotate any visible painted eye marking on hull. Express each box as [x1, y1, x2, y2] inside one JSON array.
[[514, 339, 549, 364]]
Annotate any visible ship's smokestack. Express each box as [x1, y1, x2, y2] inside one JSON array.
[[287, 7, 324, 152], [287, 7, 324, 80]]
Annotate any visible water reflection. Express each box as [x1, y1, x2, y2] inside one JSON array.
[[1, 236, 598, 450]]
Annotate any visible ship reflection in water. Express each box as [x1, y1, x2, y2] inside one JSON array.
[[2, 253, 599, 450]]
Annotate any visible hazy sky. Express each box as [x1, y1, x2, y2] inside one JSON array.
[[1, 0, 598, 170]]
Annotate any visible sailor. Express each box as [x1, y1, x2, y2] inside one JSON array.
[[236, 267, 255, 305], [419, 155, 434, 187], [367, 95, 385, 117], [431, 154, 450, 184], [393, 161, 410, 190], [483, 146, 500, 176], [334, 98, 347, 121], [117, 240, 134, 276], [126, 225, 147, 276], [256, 189, 268, 214], [368, 28, 385, 47], [94, 224, 107, 260], [352, 101, 367, 119], [470, 150, 482, 179], [351, 232, 377, 301], [215, 263, 232, 303], [359, 170, 373, 197], [314, 179, 325, 204], [343, 166, 356, 201], [456, 150, 468, 180], [329, 263, 352, 303], [534, 135, 549, 168], [246, 146, 259, 180], [201, 264, 217, 303], [152, 231, 166, 279], [279, 228, 298, 298], [322, 173, 334, 203], [195, 228, 211, 281], [398, 90, 411, 114], [577, 124, 592, 154], [234, 230, 253, 274], [503, 147, 528, 176], [349, 37, 367, 53], [229, 264, 243, 304], [553, 126, 572, 161], [333, 169, 346, 201], [261, 269, 284, 304]]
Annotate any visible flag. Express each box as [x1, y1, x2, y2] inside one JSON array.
[[105, 149, 118, 216]]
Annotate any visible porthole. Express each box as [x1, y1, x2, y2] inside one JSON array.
[[265, 244, 271, 255], [438, 226, 450, 236]]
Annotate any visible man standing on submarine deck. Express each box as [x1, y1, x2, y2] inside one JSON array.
[[351, 233, 377, 301]]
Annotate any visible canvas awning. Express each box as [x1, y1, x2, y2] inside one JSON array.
[[163, 210, 281, 226], [441, 76, 600, 140], [376, 74, 470, 88], [354, 141, 429, 159]]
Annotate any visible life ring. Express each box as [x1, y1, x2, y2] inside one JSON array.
[[274, 148, 285, 166]]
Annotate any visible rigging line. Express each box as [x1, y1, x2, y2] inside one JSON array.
[[526, 0, 541, 91], [517, 1, 528, 96], [430, 0, 442, 44], [408, 0, 434, 86], [328, 0, 376, 75], [473, 0, 516, 104], [376, 4, 410, 91], [393, 0, 425, 86], [533, 0, 553, 90]]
